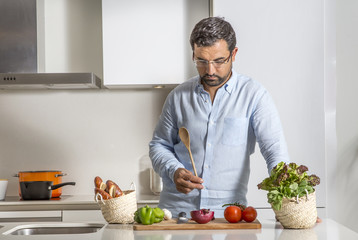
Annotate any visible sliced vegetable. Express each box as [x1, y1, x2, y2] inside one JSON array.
[[190, 209, 214, 224]]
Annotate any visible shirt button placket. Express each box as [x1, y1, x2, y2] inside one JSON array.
[[199, 90, 213, 209], [200, 116, 216, 209]]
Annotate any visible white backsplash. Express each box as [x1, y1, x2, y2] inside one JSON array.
[[0, 88, 172, 197]]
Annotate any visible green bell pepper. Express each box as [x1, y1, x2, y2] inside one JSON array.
[[134, 205, 164, 225], [152, 207, 164, 223], [134, 209, 141, 223], [139, 205, 153, 225]]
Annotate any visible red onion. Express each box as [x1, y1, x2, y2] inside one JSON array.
[[190, 209, 214, 224]]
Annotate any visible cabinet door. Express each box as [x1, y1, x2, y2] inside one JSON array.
[[213, 0, 326, 208], [102, 0, 209, 88], [0, 211, 62, 222]]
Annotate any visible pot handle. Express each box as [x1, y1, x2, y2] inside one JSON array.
[[51, 182, 76, 190], [55, 173, 67, 177], [13, 174, 19, 177]]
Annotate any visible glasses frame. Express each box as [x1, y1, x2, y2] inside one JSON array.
[[193, 52, 232, 68]]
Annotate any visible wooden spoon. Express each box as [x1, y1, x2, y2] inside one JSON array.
[[179, 127, 198, 177]]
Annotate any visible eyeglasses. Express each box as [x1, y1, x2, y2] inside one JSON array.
[[193, 52, 232, 68]]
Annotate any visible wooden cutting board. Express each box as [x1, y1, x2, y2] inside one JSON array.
[[133, 218, 261, 230]]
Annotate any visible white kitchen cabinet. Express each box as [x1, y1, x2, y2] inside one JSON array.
[[37, 0, 103, 78], [102, 0, 210, 88], [213, 0, 328, 211], [0, 210, 105, 223], [0, 211, 62, 222]]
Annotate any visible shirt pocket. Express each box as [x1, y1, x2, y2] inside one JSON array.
[[222, 117, 249, 146]]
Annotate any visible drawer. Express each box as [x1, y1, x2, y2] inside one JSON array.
[[0, 211, 62, 222]]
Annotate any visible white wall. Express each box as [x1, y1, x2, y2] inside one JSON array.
[[213, 0, 327, 211], [0, 88, 171, 197], [335, 0, 358, 232]]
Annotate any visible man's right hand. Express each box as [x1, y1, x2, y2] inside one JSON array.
[[173, 168, 204, 194]]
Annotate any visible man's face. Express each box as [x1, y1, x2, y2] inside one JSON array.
[[193, 40, 237, 88]]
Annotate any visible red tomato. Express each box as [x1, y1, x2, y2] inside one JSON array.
[[242, 206, 257, 222], [224, 206, 242, 223]]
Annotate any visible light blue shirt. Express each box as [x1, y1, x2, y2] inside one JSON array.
[[149, 70, 289, 218]]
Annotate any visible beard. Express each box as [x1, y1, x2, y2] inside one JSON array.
[[201, 71, 232, 87]]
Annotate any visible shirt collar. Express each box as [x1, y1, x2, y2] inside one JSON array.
[[223, 69, 237, 94], [195, 77, 205, 94]]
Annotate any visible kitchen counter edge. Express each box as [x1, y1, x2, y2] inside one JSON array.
[[0, 195, 159, 211]]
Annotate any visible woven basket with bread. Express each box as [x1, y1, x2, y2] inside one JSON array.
[[94, 176, 137, 224]]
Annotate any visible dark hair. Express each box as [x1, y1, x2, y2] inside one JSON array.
[[190, 17, 236, 52]]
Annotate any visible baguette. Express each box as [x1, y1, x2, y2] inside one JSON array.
[[94, 187, 112, 200], [94, 176, 107, 190], [106, 180, 123, 198]]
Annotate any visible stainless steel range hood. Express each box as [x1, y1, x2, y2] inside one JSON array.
[[0, 0, 102, 90]]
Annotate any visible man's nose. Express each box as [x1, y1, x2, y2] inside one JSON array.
[[206, 63, 215, 75]]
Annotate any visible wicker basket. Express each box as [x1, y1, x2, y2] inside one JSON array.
[[273, 191, 317, 229], [95, 183, 137, 224]]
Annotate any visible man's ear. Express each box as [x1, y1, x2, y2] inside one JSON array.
[[231, 47, 238, 62]]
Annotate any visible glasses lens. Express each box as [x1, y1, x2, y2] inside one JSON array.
[[194, 60, 207, 68], [194, 53, 231, 68], [212, 61, 225, 68]]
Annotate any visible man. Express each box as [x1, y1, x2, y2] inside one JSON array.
[[149, 17, 289, 218]]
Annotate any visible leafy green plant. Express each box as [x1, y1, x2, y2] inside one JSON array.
[[257, 162, 320, 211]]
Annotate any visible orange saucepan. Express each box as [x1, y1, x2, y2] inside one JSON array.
[[14, 171, 67, 198]]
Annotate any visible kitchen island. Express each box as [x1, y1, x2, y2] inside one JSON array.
[[0, 218, 357, 239]]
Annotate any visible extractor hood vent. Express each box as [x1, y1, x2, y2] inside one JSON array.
[[0, 73, 101, 89], [0, 0, 102, 90]]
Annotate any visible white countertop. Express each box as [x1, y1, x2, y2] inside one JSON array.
[[0, 195, 160, 211], [0, 218, 357, 240]]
